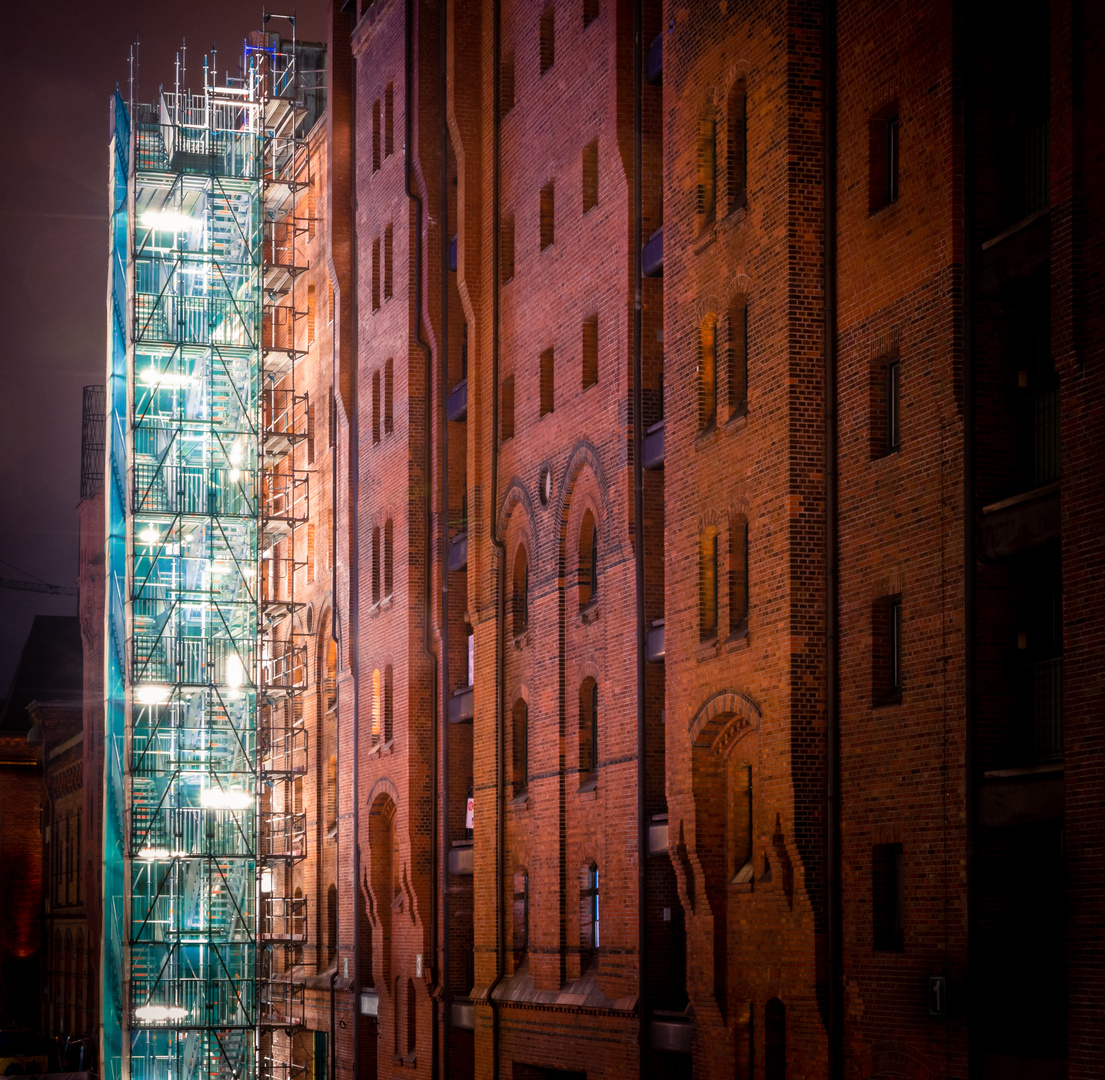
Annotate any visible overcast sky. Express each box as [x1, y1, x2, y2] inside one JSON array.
[[0, 0, 327, 692]]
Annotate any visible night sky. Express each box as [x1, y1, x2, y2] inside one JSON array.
[[0, 0, 326, 691]]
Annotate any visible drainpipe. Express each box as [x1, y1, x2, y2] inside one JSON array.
[[632, 0, 648, 1071], [488, 0, 508, 1073], [329, 969, 337, 1080], [405, 0, 441, 1072], [438, 0, 452, 1072], [823, 0, 842, 1076], [962, 3, 978, 1068]]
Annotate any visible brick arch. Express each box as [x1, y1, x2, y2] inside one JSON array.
[[687, 688, 762, 752], [694, 295, 724, 325], [496, 476, 535, 540], [728, 273, 753, 302], [727, 498, 751, 521], [368, 776, 399, 810], [573, 659, 601, 688], [697, 506, 724, 533], [721, 63, 751, 103], [555, 440, 609, 570]]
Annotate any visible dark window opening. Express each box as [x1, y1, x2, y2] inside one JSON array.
[[886, 357, 900, 452], [729, 516, 748, 635], [582, 0, 598, 27], [869, 104, 899, 213], [697, 115, 717, 228], [383, 225, 393, 300], [540, 8, 555, 74], [512, 544, 529, 636], [540, 348, 554, 416], [540, 182, 555, 250], [765, 998, 786, 1080], [512, 871, 529, 961], [512, 700, 529, 793], [726, 81, 747, 212], [582, 314, 598, 388], [728, 300, 747, 418], [700, 528, 719, 641], [873, 843, 904, 951], [372, 371, 381, 444], [699, 315, 718, 432], [384, 83, 394, 157], [582, 140, 598, 212], [384, 358, 394, 435], [372, 99, 381, 172], [579, 677, 597, 782]]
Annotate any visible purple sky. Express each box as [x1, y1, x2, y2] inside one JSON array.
[[0, 0, 326, 692]]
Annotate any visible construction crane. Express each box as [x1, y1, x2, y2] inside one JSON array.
[[0, 577, 78, 597]]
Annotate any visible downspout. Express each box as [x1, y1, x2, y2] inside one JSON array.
[[438, 0, 452, 1073], [329, 969, 337, 1080], [961, 2, 977, 1066], [488, 0, 508, 1074], [823, 0, 842, 1076], [631, 0, 648, 1071], [404, 0, 441, 1073]]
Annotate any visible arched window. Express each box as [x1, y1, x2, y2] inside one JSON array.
[[406, 978, 417, 1056], [327, 883, 338, 966], [372, 371, 381, 443], [579, 677, 597, 784], [324, 634, 337, 713], [729, 515, 749, 634], [766, 998, 786, 1080], [384, 517, 394, 598], [369, 794, 397, 985], [372, 527, 381, 605], [384, 664, 394, 743], [580, 864, 600, 960], [699, 314, 718, 432], [512, 544, 529, 636], [728, 298, 748, 418], [512, 699, 528, 794], [727, 80, 748, 212], [578, 510, 598, 607], [372, 668, 382, 743], [697, 111, 717, 229], [700, 527, 719, 640]]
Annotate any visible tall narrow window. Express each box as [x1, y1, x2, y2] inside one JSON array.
[[540, 182, 555, 250], [501, 375, 515, 441], [307, 284, 316, 344], [372, 371, 381, 444], [372, 99, 381, 171], [765, 999, 786, 1080], [406, 978, 417, 1055], [372, 668, 382, 741], [307, 401, 316, 464], [726, 81, 747, 212], [512, 544, 529, 636], [500, 51, 515, 115], [540, 348, 555, 416], [512, 699, 528, 793], [729, 516, 748, 635], [372, 237, 381, 310], [869, 104, 900, 213], [383, 225, 393, 300], [873, 594, 903, 704], [886, 356, 900, 452], [327, 884, 338, 964], [307, 524, 316, 583], [466, 626, 475, 687], [728, 761, 753, 880], [540, 7, 555, 74], [700, 527, 719, 641], [328, 277, 335, 323], [500, 214, 515, 283], [578, 510, 597, 607], [512, 870, 529, 961], [728, 299, 748, 418], [579, 677, 597, 783], [582, 314, 598, 388], [384, 83, 394, 157], [582, 0, 599, 27], [582, 140, 598, 212], [699, 315, 718, 432], [697, 115, 717, 229], [384, 664, 394, 743], [372, 528, 381, 605], [890, 597, 902, 696], [326, 754, 337, 830], [384, 517, 394, 598], [873, 843, 904, 951], [384, 358, 394, 435], [580, 864, 600, 958]]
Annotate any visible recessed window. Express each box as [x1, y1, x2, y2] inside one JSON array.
[[500, 51, 515, 115], [699, 527, 719, 641], [873, 843, 904, 951], [372, 371, 381, 444], [765, 999, 786, 1080], [500, 214, 515, 283], [729, 516, 748, 635], [886, 357, 900, 452], [384, 517, 394, 598], [872, 594, 903, 704], [699, 314, 718, 432], [582, 0, 599, 27], [540, 348, 554, 416], [373, 98, 381, 171], [582, 314, 598, 388], [512, 699, 528, 793], [582, 140, 598, 213], [578, 509, 598, 607], [726, 81, 748, 213], [372, 527, 381, 605], [697, 114, 717, 229], [540, 182, 555, 250], [869, 104, 900, 213], [869, 349, 901, 459], [372, 237, 381, 311], [307, 401, 316, 464], [384, 664, 394, 743], [728, 299, 747, 418], [384, 83, 395, 157], [512, 544, 529, 636], [580, 864, 600, 958], [728, 761, 753, 881], [406, 978, 416, 1055], [579, 677, 598, 784], [501, 374, 515, 441], [384, 358, 394, 435], [383, 224, 393, 300], [307, 284, 316, 344], [540, 7, 555, 75]]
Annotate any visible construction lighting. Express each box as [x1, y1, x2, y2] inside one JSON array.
[[140, 210, 196, 232], [229, 469, 241, 483], [134, 1005, 189, 1023], [139, 368, 193, 388], [226, 654, 245, 688], [229, 440, 245, 465], [199, 788, 253, 811], [138, 525, 161, 545], [135, 685, 172, 705], [137, 847, 171, 861], [260, 868, 273, 894]]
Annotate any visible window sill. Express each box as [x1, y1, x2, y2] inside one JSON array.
[[694, 220, 717, 254], [725, 622, 749, 649], [873, 692, 903, 709], [513, 630, 531, 650], [578, 776, 598, 796], [380, 594, 393, 611], [697, 633, 719, 661], [579, 600, 600, 625], [695, 423, 719, 450], [509, 790, 529, 811], [726, 405, 748, 429]]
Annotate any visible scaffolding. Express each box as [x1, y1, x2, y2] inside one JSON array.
[[104, 29, 322, 1080]]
